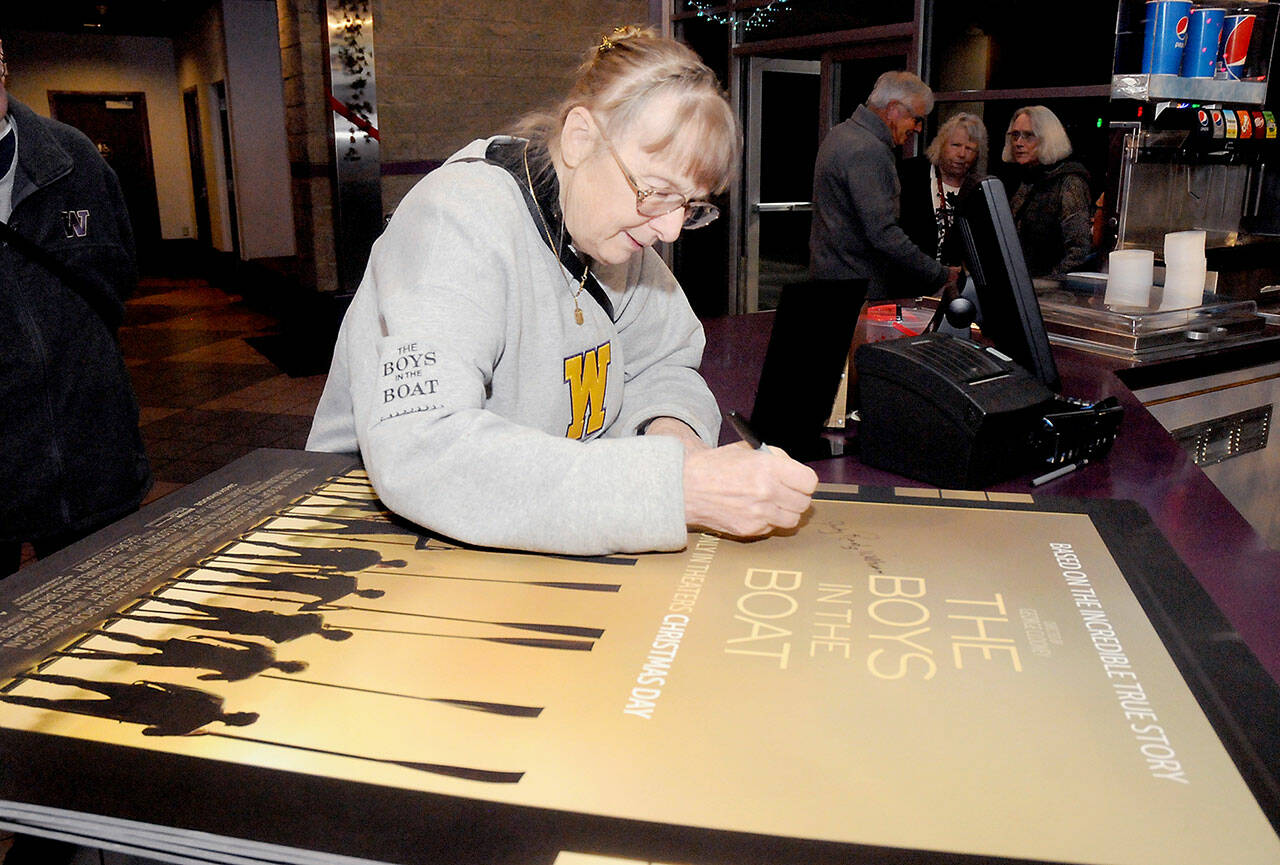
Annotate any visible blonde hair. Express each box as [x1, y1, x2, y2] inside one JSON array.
[[925, 112, 988, 177], [516, 26, 740, 195], [1001, 105, 1074, 165]]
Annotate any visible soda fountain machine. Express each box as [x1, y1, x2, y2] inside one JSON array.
[[1107, 0, 1280, 304]]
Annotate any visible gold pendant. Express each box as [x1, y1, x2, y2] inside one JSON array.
[[574, 307, 585, 326]]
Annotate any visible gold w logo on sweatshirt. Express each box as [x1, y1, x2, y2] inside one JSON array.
[[563, 342, 611, 439]]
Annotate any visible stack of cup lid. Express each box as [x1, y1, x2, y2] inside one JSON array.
[[1161, 229, 1207, 310], [1105, 249, 1155, 309]]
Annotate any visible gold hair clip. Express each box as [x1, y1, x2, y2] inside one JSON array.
[[598, 26, 628, 54]]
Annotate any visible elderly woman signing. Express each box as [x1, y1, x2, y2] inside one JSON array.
[[308, 27, 817, 555]]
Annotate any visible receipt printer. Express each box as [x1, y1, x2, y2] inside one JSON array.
[[855, 333, 1057, 488]]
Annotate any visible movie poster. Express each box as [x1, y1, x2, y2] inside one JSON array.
[[0, 450, 1275, 865]]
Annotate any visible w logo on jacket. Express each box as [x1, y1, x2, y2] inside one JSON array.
[[563, 342, 611, 440], [62, 209, 89, 239]]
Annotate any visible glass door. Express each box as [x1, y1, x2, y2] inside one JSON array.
[[742, 57, 821, 312]]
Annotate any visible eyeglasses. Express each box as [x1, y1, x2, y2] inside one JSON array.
[[599, 135, 720, 230], [1007, 130, 1038, 141], [893, 102, 925, 128]]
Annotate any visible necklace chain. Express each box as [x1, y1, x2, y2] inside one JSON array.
[[524, 143, 588, 325]]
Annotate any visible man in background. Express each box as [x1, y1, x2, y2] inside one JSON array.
[[0, 34, 153, 864], [0, 40, 150, 574], [809, 70, 960, 301]]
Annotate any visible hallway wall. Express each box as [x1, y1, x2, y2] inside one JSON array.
[[4, 30, 195, 242], [224, 0, 295, 260]]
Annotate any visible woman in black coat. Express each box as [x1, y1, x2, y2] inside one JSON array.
[[899, 111, 987, 267], [1001, 105, 1094, 277]]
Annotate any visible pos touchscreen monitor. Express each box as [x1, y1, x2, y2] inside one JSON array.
[[951, 175, 1061, 392]]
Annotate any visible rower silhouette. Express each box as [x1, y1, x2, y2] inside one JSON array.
[[2, 673, 257, 736], [57, 630, 307, 681], [180, 566, 384, 611], [210, 539, 405, 573], [125, 596, 352, 643]]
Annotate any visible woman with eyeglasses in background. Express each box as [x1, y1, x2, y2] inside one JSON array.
[[308, 26, 817, 555], [1001, 105, 1095, 277]]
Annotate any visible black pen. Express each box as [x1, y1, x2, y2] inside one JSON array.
[[726, 410, 768, 451]]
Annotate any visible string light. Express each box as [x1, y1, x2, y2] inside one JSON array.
[[686, 0, 792, 30]]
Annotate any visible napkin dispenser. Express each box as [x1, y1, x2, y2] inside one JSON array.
[[854, 333, 1057, 488]]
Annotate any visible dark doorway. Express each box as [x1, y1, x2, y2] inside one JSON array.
[[183, 87, 212, 246], [49, 91, 163, 257]]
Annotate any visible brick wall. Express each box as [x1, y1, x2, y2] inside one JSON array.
[[377, 0, 650, 210], [277, 0, 650, 293]]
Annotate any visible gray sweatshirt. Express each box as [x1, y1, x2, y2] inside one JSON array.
[[307, 137, 721, 555]]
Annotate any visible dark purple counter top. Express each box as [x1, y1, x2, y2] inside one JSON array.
[[700, 312, 1280, 685]]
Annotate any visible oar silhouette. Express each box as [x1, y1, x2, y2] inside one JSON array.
[[321, 604, 604, 638], [253, 529, 418, 546], [157, 587, 605, 640], [410, 536, 637, 567], [154, 586, 327, 606], [259, 674, 542, 717], [200, 731, 524, 783], [377, 570, 620, 593], [344, 624, 594, 651]]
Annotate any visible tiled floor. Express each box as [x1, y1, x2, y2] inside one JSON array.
[[125, 276, 328, 502]]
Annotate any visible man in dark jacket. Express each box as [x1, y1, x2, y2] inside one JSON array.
[[809, 70, 960, 301], [0, 39, 151, 577]]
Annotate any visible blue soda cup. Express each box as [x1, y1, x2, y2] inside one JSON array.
[[1181, 7, 1225, 77], [1220, 11, 1256, 79], [1143, 0, 1194, 74]]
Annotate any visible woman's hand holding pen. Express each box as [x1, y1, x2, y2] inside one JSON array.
[[681, 442, 817, 539], [682, 444, 817, 537], [644, 412, 817, 538]]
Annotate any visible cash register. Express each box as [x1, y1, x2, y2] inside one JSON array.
[[854, 177, 1123, 489]]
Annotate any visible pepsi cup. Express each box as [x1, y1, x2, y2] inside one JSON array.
[[1220, 12, 1255, 79], [1181, 7, 1224, 77], [1143, 0, 1193, 74]]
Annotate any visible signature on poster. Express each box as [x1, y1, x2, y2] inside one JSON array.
[[812, 519, 886, 574]]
